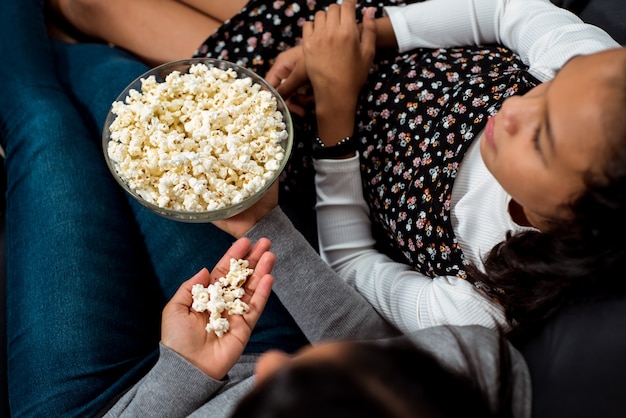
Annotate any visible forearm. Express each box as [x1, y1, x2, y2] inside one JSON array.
[[245, 207, 400, 343], [374, 16, 398, 49], [383, 0, 499, 51], [384, 0, 618, 81], [313, 156, 421, 331], [314, 157, 508, 332]]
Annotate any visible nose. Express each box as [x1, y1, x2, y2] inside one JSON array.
[[498, 93, 539, 136], [498, 95, 526, 136], [254, 350, 291, 386]]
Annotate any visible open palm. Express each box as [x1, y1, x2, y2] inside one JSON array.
[[161, 237, 275, 379]]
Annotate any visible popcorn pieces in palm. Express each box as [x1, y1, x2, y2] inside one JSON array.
[[107, 63, 288, 212], [191, 258, 254, 337]]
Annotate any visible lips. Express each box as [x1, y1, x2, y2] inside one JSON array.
[[484, 116, 496, 150]]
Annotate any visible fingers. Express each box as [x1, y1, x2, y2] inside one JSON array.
[[166, 238, 274, 316], [246, 272, 274, 321], [339, 0, 357, 26], [265, 48, 298, 88], [274, 64, 306, 98], [265, 62, 290, 89], [324, 0, 357, 29], [240, 241, 276, 299], [251, 249, 276, 283], [212, 184, 278, 238], [211, 237, 273, 280], [244, 238, 274, 271], [360, 7, 377, 60], [210, 238, 251, 279], [264, 66, 282, 89], [236, 251, 274, 331], [265, 47, 309, 99], [227, 237, 255, 259], [304, 0, 365, 53], [323, 3, 338, 28], [168, 267, 211, 309], [224, 240, 275, 303]]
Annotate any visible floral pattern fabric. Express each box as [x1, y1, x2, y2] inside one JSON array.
[[193, 0, 540, 279], [357, 47, 539, 278]]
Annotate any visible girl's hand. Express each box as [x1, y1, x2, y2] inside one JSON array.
[[161, 237, 275, 379], [266, 45, 307, 98], [212, 180, 279, 238], [265, 46, 313, 117], [301, 0, 376, 143]]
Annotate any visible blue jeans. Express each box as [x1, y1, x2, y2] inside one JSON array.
[[0, 1, 307, 416]]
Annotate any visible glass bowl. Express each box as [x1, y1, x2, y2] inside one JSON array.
[[102, 58, 293, 223]]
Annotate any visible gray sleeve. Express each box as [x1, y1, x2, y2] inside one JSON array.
[[187, 357, 258, 418], [245, 207, 401, 343], [406, 325, 532, 418], [187, 377, 255, 418], [102, 344, 228, 418]]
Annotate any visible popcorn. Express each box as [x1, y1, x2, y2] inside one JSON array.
[[191, 258, 254, 337], [107, 62, 288, 212]]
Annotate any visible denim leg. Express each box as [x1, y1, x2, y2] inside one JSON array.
[[0, 1, 164, 416], [3, 94, 165, 417], [51, 41, 151, 143]]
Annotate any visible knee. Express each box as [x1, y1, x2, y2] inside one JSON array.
[[0, 88, 85, 154], [53, 0, 110, 34], [64, 0, 106, 15]]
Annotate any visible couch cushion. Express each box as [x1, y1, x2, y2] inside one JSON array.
[[553, 0, 626, 44], [513, 294, 626, 418]]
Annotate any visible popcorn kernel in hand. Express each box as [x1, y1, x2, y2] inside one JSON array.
[[191, 258, 253, 337]]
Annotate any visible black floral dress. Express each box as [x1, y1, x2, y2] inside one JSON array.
[[193, 0, 539, 279]]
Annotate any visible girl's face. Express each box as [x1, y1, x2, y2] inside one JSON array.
[[480, 47, 624, 230]]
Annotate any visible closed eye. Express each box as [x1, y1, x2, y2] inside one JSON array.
[[532, 125, 541, 151]]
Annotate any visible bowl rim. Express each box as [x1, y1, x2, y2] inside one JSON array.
[[102, 57, 294, 223]]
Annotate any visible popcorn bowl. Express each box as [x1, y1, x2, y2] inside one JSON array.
[[102, 58, 293, 223]]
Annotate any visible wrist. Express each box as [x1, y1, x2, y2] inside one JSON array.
[[374, 16, 398, 48], [314, 102, 357, 138], [312, 135, 357, 159], [315, 109, 356, 147]]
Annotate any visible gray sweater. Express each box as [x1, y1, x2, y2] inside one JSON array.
[[103, 208, 531, 418]]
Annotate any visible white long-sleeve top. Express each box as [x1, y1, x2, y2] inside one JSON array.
[[315, 0, 619, 334]]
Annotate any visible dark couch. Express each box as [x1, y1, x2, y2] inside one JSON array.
[[1, 0, 625, 416]]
